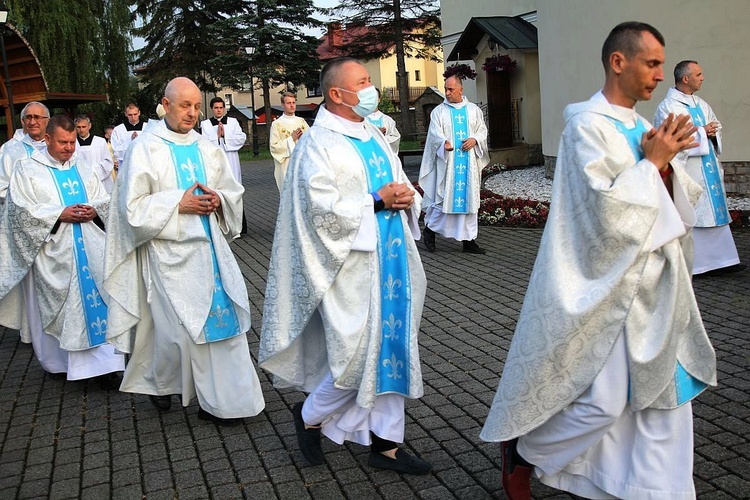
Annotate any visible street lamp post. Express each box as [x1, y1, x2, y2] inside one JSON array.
[[0, 3, 18, 135], [244, 47, 260, 156]]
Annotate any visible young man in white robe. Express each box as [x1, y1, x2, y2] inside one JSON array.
[[104, 77, 265, 426], [259, 58, 431, 475], [366, 89, 401, 154], [74, 115, 115, 193], [110, 103, 144, 167], [419, 76, 489, 254], [0, 115, 124, 388], [654, 60, 745, 275], [200, 97, 248, 234], [269, 92, 308, 191], [480, 22, 717, 500]]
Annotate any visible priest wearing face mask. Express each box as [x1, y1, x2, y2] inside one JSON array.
[[259, 57, 431, 475], [419, 75, 489, 254]]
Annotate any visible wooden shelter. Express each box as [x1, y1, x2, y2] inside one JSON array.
[[0, 24, 106, 140]]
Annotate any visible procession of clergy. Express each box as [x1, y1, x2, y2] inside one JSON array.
[[0, 18, 740, 496]]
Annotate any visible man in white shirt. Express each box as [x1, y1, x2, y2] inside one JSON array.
[[74, 115, 115, 193], [366, 89, 401, 154], [200, 97, 247, 233], [269, 92, 308, 191], [110, 103, 144, 166]]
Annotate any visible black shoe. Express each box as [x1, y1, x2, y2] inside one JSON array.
[[423, 227, 436, 253], [93, 372, 122, 390], [47, 371, 66, 381], [292, 402, 324, 465], [368, 449, 432, 475], [462, 239, 486, 254], [149, 395, 172, 412], [198, 408, 243, 427]]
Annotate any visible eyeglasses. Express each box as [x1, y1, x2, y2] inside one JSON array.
[[23, 114, 50, 122]]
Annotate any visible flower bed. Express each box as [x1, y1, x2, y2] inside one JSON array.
[[479, 190, 549, 228]]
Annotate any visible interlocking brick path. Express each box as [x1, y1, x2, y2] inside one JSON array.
[[0, 159, 748, 499]]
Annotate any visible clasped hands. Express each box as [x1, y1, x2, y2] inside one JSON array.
[[59, 203, 97, 223], [178, 182, 221, 215], [377, 182, 415, 211], [642, 113, 698, 172], [444, 137, 477, 152]]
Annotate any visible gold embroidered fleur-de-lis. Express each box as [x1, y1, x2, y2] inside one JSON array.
[[209, 305, 229, 328], [87, 288, 102, 308], [383, 274, 402, 300], [63, 178, 80, 196], [383, 353, 404, 379], [369, 151, 387, 178], [382, 313, 402, 341], [385, 233, 402, 260], [90, 316, 107, 337], [181, 158, 199, 183]]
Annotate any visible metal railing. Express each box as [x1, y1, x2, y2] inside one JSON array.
[[382, 86, 428, 106]]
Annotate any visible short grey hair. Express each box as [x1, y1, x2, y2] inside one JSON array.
[[21, 101, 50, 119]]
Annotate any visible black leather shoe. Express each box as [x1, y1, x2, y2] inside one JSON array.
[[198, 408, 243, 426], [149, 395, 172, 412], [423, 227, 436, 252], [47, 371, 66, 381], [93, 372, 122, 390], [368, 449, 432, 475], [702, 263, 747, 276], [462, 239, 486, 254], [292, 402, 324, 465]]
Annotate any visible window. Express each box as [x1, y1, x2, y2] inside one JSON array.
[[415, 70, 421, 82], [306, 85, 322, 97], [224, 94, 234, 106]]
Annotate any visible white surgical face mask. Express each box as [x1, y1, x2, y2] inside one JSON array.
[[337, 85, 379, 118]]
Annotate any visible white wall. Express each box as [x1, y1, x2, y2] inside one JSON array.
[[538, 0, 750, 161]]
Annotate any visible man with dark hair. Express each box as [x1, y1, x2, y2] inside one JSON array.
[[110, 102, 144, 166], [75, 114, 115, 193], [104, 77, 264, 426], [0, 115, 124, 387], [201, 97, 248, 233], [419, 75, 489, 254], [260, 57, 431, 474], [654, 60, 745, 275], [269, 92, 308, 191], [481, 22, 716, 499]]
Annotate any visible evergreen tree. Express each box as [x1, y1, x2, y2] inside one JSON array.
[[323, 0, 441, 137], [208, 0, 323, 143]]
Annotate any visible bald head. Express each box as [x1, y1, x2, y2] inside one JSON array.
[[320, 57, 363, 101], [162, 77, 202, 134]]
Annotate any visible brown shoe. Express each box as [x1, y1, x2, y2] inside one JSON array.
[[501, 439, 532, 500]]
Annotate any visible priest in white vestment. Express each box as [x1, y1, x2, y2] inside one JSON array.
[[0, 102, 49, 202], [366, 89, 400, 154], [260, 58, 431, 475], [0, 116, 124, 387], [269, 92, 309, 191], [419, 76, 489, 254], [75, 115, 115, 193], [110, 103, 145, 166], [104, 77, 264, 425], [654, 60, 744, 275], [200, 97, 248, 233], [480, 23, 717, 500]]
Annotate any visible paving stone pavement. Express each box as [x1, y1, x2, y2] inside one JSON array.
[[0, 158, 748, 499]]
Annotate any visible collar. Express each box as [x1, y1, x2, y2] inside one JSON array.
[[666, 86, 698, 106], [443, 96, 468, 109], [314, 105, 373, 141], [124, 120, 144, 131], [149, 119, 200, 145], [77, 135, 94, 146], [209, 116, 228, 126]]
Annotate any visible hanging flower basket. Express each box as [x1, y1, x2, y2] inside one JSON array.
[[443, 63, 477, 81], [482, 54, 517, 73]]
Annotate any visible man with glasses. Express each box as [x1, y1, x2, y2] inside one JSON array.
[[0, 102, 50, 202]]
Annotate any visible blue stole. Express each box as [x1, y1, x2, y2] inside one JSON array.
[[22, 142, 35, 156], [346, 136, 412, 396], [449, 106, 470, 213], [47, 165, 107, 347], [367, 115, 384, 128], [166, 140, 240, 343], [683, 103, 729, 225], [609, 115, 707, 406]]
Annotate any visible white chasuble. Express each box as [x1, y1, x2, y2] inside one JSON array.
[[269, 114, 309, 191]]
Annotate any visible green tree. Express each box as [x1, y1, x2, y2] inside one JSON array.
[[5, 0, 133, 129], [208, 0, 323, 143], [323, 0, 441, 137]]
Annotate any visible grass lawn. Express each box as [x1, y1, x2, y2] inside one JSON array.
[[239, 147, 272, 162]]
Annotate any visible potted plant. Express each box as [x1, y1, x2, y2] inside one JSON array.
[[443, 63, 477, 81], [482, 54, 517, 73]]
